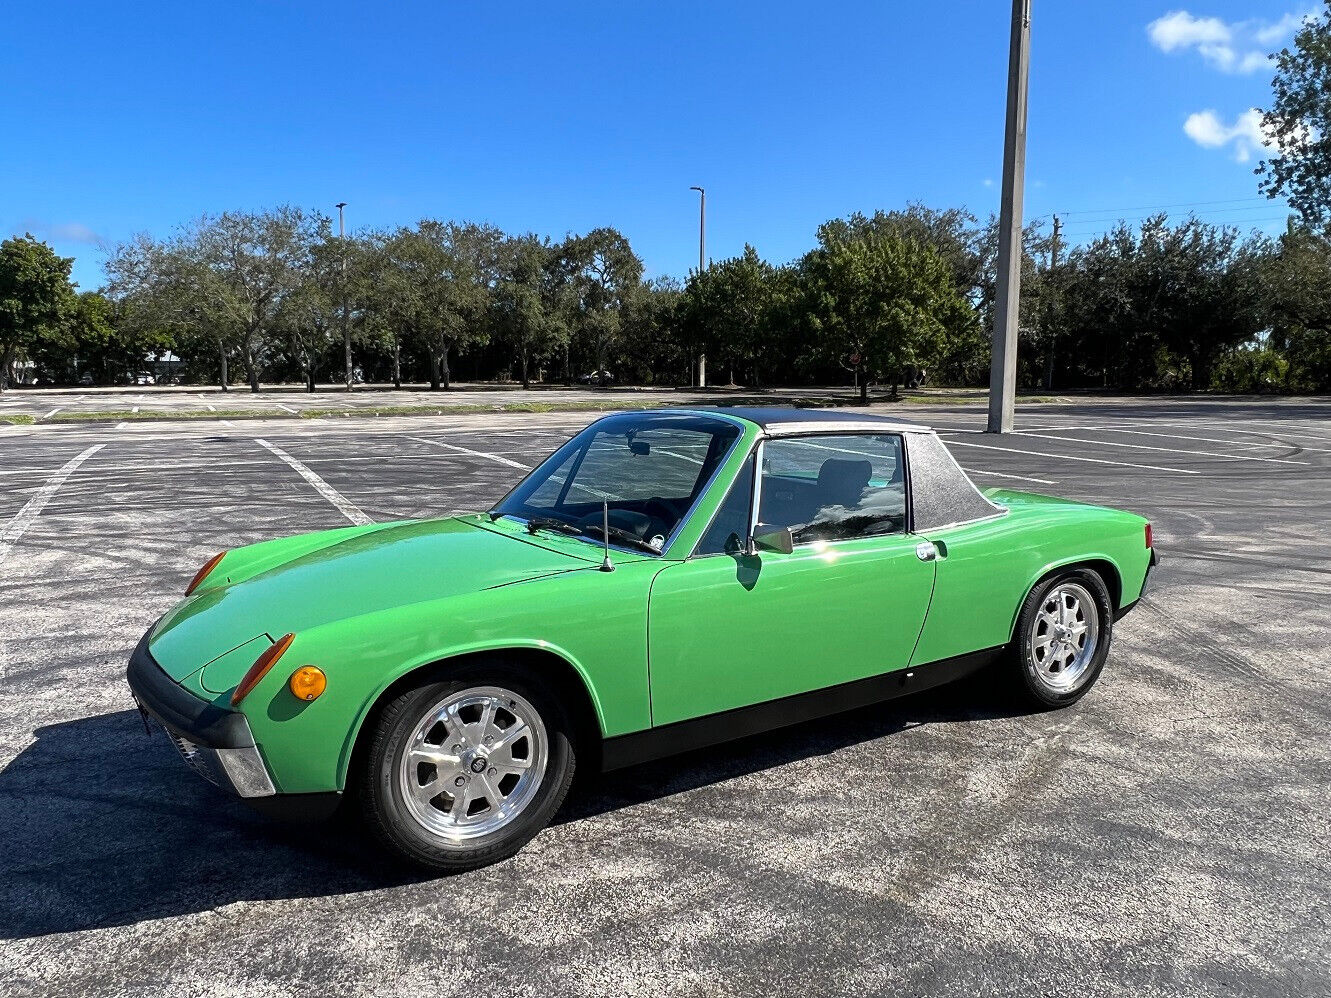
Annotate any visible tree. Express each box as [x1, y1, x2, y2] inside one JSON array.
[[676, 245, 775, 386], [0, 235, 77, 390], [801, 225, 968, 400], [381, 221, 500, 390], [494, 235, 566, 388], [1262, 223, 1331, 390], [31, 290, 151, 385], [105, 231, 239, 390], [193, 208, 317, 392], [276, 216, 341, 392], [619, 276, 686, 385], [564, 228, 643, 377], [1259, 4, 1331, 232]]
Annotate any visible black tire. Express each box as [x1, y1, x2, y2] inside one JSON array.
[[359, 662, 576, 873], [1009, 567, 1114, 708]]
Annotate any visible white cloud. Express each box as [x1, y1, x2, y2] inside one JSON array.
[[1147, 8, 1312, 74], [1183, 108, 1272, 161], [15, 219, 103, 245], [49, 222, 102, 244]]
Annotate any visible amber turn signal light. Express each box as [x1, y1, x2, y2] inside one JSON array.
[[186, 551, 227, 596], [231, 633, 296, 707], [288, 665, 327, 702]]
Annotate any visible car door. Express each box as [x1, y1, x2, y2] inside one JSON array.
[[647, 433, 937, 727]]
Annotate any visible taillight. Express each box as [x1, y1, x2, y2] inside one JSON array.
[[186, 551, 227, 596], [1144, 523, 1153, 548], [231, 633, 296, 707]]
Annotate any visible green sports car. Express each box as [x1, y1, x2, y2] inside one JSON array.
[[127, 407, 1156, 871]]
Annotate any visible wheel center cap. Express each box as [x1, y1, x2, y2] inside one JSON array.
[[469, 755, 488, 774]]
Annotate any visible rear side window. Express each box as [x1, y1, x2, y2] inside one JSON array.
[[760, 435, 906, 543]]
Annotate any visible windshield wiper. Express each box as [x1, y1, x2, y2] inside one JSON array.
[[524, 516, 582, 536], [580, 522, 662, 554]]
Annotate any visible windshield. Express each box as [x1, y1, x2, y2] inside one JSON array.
[[492, 413, 742, 553]]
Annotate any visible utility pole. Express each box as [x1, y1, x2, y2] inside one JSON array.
[[986, 0, 1032, 434], [690, 185, 707, 388], [336, 202, 352, 392], [1044, 213, 1061, 391]]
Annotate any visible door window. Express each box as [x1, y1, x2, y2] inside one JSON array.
[[760, 435, 905, 543], [695, 453, 756, 555]]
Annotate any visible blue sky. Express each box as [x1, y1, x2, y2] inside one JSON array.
[[1, 1, 1311, 291]]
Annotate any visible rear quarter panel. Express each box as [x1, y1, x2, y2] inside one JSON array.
[[910, 492, 1150, 666]]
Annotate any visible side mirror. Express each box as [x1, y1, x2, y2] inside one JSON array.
[[752, 526, 794, 555]]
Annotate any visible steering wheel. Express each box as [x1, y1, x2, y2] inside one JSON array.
[[644, 497, 684, 526]]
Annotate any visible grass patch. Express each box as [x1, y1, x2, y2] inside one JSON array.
[[0, 413, 36, 425], [298, 399, 671, 419], [901, 394, 1063, 406], [49, 408, 277, 422]]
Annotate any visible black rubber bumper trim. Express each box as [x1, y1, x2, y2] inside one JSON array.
[[242, 791, 343, 823], [1115, 550, 1157, 621], [125, 625, 255, 749], [601, 646, 1002, 772]]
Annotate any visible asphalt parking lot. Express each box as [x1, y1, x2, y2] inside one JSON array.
[[1, 398, 1328, 997]]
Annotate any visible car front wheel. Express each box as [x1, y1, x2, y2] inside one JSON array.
[[1010, 568, 1113, 707], [361, 666, 576, 872]]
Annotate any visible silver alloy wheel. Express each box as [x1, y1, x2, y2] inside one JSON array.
[[1029, 582, 1100, 693], [397, 685, 548, 842]]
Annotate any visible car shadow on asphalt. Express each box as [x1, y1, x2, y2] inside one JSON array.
[[0, 670, 1031, 940]]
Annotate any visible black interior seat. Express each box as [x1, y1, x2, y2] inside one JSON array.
[[816, 458, 872, 509]]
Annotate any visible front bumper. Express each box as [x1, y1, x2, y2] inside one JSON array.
[[125, 627, 276, 798]]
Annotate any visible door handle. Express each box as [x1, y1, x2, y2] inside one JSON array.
[[915, 541, 937, 562]]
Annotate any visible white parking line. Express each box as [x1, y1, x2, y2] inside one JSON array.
[[276, 403, 298, 414], [43, 407, 61, 419], [407, 436, 531, 470], [962, 467, 1057, 486], [1158, 417, 1331, 450], [206, 404, 216, 412], [131, 406, 139, 414], [944, 438, 1199, 475], [0, 444, 106, 569], [115, 422, 128, 430], [1013, 430, 1309, 466], [1078, 425, 1291, 451], [255, 438, 373, 525]]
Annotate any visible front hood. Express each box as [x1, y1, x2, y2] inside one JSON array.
[[149, 516, 593, 683]]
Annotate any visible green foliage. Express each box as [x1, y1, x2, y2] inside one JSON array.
[[561, 227, 644, 377], [18, 199, 1326, 397], [493, 235, 567, 388], [0, 234, 77, 389], [676, 246, 777, 386], [1260, 223, 1331, 391], [1259, 3, 1331, 233], [800, 222, 969, 399], [1212, 345, 1289, 393]]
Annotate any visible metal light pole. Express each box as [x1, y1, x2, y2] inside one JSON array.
[[986, 0, 1032, 434], [690, 185, 707, 388], [336, 202, 352, 392]]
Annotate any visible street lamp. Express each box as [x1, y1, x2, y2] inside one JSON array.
[[335, 202, 352, 392], [689, 185, 706, 388]]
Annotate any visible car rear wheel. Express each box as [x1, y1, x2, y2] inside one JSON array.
[[1010, 568, 1113, 707], [361, 665, 576, 872]]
